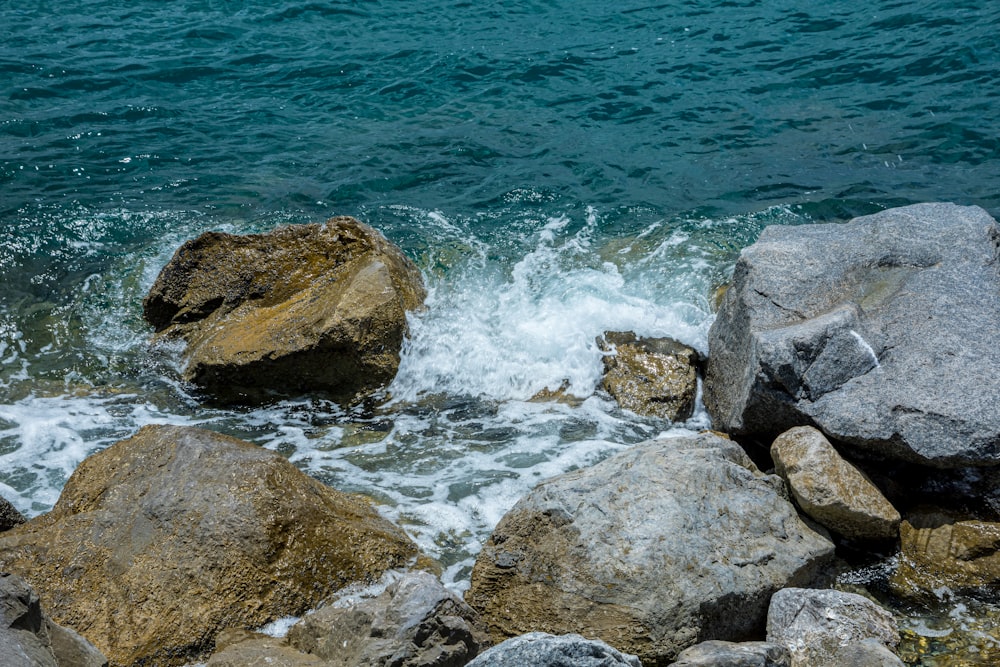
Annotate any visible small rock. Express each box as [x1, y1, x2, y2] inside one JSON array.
[[0, 424, 417, 666], [0, 494, 26, 532], [144, 216, 426, 404], [766, 588, 900, 667], [770, 426, 900, 541], [890, 511, 1000, 599], [465, 632, 642, 667], [286, 570, 489, 667], [0, 572, 107, 667], [598, 331, 699, 421], [670, 640, 790, 666]]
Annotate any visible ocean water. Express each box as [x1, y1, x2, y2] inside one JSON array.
[[2, 0, 1000, 662]]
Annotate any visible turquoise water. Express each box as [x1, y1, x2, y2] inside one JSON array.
[[2, 1, 1000, 661]]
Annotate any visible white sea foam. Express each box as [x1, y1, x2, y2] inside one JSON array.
[[0, 203, 777, 589]]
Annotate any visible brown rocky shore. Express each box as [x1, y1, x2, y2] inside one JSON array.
[[3, 204, 999, 666]]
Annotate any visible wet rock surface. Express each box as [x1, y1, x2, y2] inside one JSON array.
[[770, 426, 900, 541], [766, 588, 900, 667], [0, 572, 107, 667], [0, 424, 417, 666], [890, 511, 1000, 599], [705, 203, 1000, 467], [144, 216, 426, 404], [466, 432, 834, 666], [464, 632, 642, 667], [0, 494, 26, 532], [598, 331, 699, 421]]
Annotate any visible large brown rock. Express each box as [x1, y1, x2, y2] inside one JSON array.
[[466, 433, 834, 666], [0, 424, 418, 667], [598, 331, 699, 421], [770, 426, 900, 541], [143, 216, 426, 404]]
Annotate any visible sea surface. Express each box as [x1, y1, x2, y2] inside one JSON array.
[[2, 1, 999, 663]]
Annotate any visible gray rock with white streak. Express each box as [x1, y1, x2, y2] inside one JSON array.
[[766, 588, 900, 667], [465, 632, 642, 667], [705, 203, 1000, 467]]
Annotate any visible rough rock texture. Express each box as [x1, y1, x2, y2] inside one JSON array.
[[705, 203, 1000, 467], [0, 424, 417, 667], [770, 426, 900, 541], [0, 572, 108, 667], [766, 588, 900, 667], [835, 639, 906, 667], [206, 630, 324, 667], [464, 632, 642, 667], [466, 433, 834, 666], [890, 512, 1000, 599], [0, 494, 26, 532], [669, 640, 790, 667], [143, 216, 426, 404], [598, 331, 699, 421], [286, 570, 489, 666]]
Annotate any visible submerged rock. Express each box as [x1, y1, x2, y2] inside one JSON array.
[[669, 640, 790, 667], [286, 570, 489, 666], [598, 331, 699, 421], [890, 511, 1000, 599], [144, 216, 426, 404], [0, 572, 107, 667], [0, 424, 417, 666], [464, 632, 642, 667], [765, 588, 900, 667], [770, 426, 900, 541], [705, 203, 1000, 467], [466, 432, 834, 666]]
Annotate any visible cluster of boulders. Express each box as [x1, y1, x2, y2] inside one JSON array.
[[3, 204, 999, 665]]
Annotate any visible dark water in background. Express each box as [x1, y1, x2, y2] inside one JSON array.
[[2, 1, 1000, 663]]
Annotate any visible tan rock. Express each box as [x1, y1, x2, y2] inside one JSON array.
[[771, 426, 900, 540], [891, 512, 1000, 599], [597, 331, 698, 421], [0, 424, 418, 667], [206, 630, 323, 667], [143, 216, 426, 404]]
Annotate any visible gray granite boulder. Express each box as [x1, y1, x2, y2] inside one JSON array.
[[766, 588, 900, 667], [705, 203, 1000, 467], [669, 640, 790, 666], [0, 572, 107, 667], [771, 426, 899, 541], [286, 570, 488, 666], [466, 432, 834, 665], [465, 632, 642, 667]]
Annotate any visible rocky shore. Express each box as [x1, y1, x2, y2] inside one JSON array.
[[3, 204, 999, 666]]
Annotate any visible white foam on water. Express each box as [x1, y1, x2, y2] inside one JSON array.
[[0, 203, 779, 589]]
